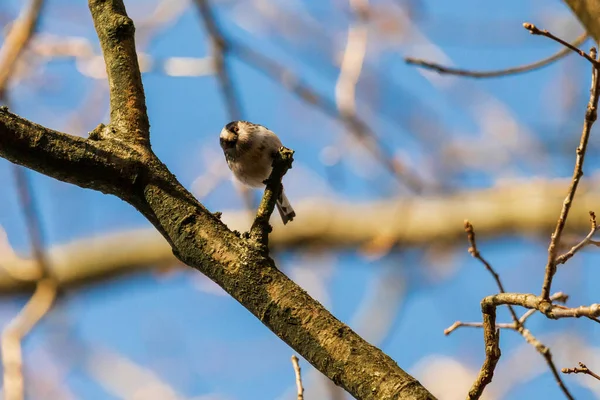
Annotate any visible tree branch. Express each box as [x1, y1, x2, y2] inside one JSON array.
[[405, 32, 588, 79], [541, 46, 600, 300], [249, 147, 294, 246], [88, 0, 149, 143], [562, 362, 600, 381], [0, 2, 437, 399], [291, 355, 304, 400]]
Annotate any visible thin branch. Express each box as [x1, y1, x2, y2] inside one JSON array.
[[523, 23, 599, 66], [291, 355, 304, 400], [556, 211, 599, 264], [88, 0, 149, 142], [562, 362, 600, 380], [447, 291, 573, 399], [541, 46, 600, 300], [249, 147, 294, 246], [194, 0, 242, 120], [517, 327, 573, 400], [445, 292, 568, 335], [0, 0, 45, 96], [405, 32, 588, 78], [468, 303, 500, 400], [464, 220, 519, 322], [444, 321, 513, 335]]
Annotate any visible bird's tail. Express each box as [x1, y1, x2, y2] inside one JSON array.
[[276, 188, 296, 225]]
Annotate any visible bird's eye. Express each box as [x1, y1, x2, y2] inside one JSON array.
[[232, 126, 239, 133]]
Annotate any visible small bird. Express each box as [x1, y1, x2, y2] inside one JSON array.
[[219, 120, 296, 224]]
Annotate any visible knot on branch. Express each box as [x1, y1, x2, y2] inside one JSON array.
[[249, 146, 295, 248], [106, 15, 134, 40]]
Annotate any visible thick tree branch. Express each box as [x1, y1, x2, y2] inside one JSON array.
[[0, 2, 437, 399], [0, 108, 145, 197], [88, 0, 149, 143]]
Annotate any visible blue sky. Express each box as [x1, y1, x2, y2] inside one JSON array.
[[0, 0, 599, 399]]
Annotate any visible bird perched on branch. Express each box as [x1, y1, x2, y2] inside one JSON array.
[[219, 120, 296, 224]]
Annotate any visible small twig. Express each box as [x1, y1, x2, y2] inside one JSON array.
[[445, 293, 568, 335], [249, 147, 295, 246], [541, 46, 600, 300], [466, 290, 583, 399], [556, 211, 599, 264], [464, 221, 519, 323], [562, 362, 600, 381], [291, 355, 304, 400], [464, 222, 574, 398], [405, 32, 588, 78], [444, 321, 513, 335], [518, 328, 573, 400], [523, 23, 600, 66]]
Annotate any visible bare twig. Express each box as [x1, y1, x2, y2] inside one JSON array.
[[464, 220, 519, 322], [448, 290, 574, 398], [562, 362, 600, 380], [523, 23, 599, 66], [556, 211, 599, 264], [291, 355, 304, 400], [541, 46, 600, 300], [468, 291, 592, 399], [445, 292, 569, 336], [405, 32, 588, 78]]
